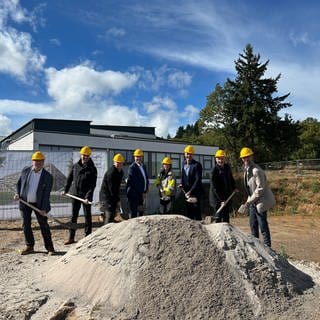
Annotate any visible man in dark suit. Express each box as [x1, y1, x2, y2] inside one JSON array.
[[126, 148, 149, 218], [180, 145, 203, 220], [14, 151, 55, 255]]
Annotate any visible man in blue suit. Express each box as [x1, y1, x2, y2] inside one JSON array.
[[180, 145, 203, 220], [14, 151, 55, 255], [126, 149, 149, 218]]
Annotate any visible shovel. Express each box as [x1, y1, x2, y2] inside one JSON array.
[[214, 190, 238, 221], [18, 198, 77, 230], [178, 185, 198, 203], [64, 193, 93, 204]]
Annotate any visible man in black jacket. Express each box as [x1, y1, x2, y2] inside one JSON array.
[[62, 146, 97, 244], [99, 153, 125, 224], [14, 151, 55, 255]]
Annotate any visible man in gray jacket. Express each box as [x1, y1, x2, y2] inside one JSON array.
[[15, 151, 55, 255], [240, 147, 275, 247]]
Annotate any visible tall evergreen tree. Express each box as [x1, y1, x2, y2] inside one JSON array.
[[200, 44, 295, 162]]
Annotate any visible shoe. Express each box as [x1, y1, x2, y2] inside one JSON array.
[[47, 250, 56, 256], [20, 246, 34, 255], [64, 239, 76, 245]]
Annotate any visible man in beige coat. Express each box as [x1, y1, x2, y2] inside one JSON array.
[[240, 147, 275, 247]]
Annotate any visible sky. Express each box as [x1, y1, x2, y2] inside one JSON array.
[[0, 0, 319, 138]]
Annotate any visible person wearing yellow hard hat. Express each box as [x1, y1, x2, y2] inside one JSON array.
[[240, 147, 275, 247], [154, 157, 176, 214], [99, 153, 126, 224], [179, 145, 203, 220], [62, 146, 97, 244], [126, 148, 149, 218], [209, 149, 237, 223], [14, 151, 55, 255]]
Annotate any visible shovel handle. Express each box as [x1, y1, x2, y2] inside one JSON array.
[[18, 198, 47, 216], [65, 193, 93, 204], [215, 190, 238, 214]]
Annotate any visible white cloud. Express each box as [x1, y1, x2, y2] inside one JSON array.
[[0, 99, 53, 114], [168, 71, 192, 89], [92, 104, 145, 126], [0, 114, 11, 136], [50, 38, 61, 46], [131, 65, 193, 92], [0, 0, 29, 27], [143, 96, 177, 114], [45, 64, 138, 110], [270, 62, 320, 120], [0, 29, 45, 80], [181, 104, 200, 123], [0, 0, 46, 80], [105, 27, 126, 38]]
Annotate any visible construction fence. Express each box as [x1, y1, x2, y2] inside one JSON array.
[[2, 151, 320, 220], [0, 151, 193, 220], [260, 159, 320, 176]]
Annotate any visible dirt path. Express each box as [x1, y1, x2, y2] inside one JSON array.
[[232, 214, 320, 264]]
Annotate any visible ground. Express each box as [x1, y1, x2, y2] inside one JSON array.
[[1, 214, 319, 265]]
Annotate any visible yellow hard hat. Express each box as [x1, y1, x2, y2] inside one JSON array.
[[240, 147, 254, 158], [133, 148, 143, 157], [184, 145, 195, 154], [80, 146, 92, 156], [31, 151, 45, 161], [162, 157, 172, 165], [113, 153, 124, 163], [215, 149, 226, 158]]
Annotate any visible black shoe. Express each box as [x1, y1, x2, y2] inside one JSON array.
[[20, 246, 34, 255]]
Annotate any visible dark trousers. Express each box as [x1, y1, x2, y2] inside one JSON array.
[[160, 198, 174, 214], [186, 200, 201, 220], [214, 204, 230, 223], [249, 205, 271, 247], [20, 205, 54, 251], [128, 195, 144, 218], [69, 199, 92, 239]]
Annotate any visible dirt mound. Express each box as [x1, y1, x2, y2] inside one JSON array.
[[43, 215, 317, 319]]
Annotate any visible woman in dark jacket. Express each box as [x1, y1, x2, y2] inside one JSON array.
[[209, 149, 236, 223]]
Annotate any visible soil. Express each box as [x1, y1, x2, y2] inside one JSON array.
[[1, 214, 320, 320], [1, 214, 319, 264], [232, 214, 320, 264]]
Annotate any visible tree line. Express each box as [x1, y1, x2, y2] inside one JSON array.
[[171, 44, 320, 165]]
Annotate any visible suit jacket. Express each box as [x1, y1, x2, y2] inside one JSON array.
[[244, 162, 276, 213], [16, 166, 53, 212], [126, 162, 149, 200], [181, 159, 203, 197]]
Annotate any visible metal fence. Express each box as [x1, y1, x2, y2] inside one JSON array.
[[0, 151, 169, 220], [260, 159, 320, 176]]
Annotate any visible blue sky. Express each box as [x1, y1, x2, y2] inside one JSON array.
[[0, 0, 319, 138]]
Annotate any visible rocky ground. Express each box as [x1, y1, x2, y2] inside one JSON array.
[[0, 215, 320, 320]]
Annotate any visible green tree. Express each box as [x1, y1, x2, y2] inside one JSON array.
[[200, 44, 296, 162], [294, 118, 320, 159]]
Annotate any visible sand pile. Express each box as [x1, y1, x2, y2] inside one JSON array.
[[36, 215, 318, 320]]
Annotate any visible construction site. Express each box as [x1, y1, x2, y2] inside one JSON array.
[[1, 215, 320, 320]]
